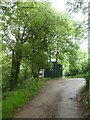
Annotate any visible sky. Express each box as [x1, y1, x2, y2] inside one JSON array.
[[51, 0, 66, 12]]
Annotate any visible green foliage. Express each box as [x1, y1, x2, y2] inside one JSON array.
[[64, 47, 88, 78], [83, 72, 89, 89], [2, 78, 43, 118], [81, 85, 90, 117], [2, 54, 11, 92], [1, 1, 84, 90]]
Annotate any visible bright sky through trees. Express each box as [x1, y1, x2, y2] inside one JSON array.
[[51, 0, 66, 12], [2, 0, 88, 51], [51, 0, 88, 52]]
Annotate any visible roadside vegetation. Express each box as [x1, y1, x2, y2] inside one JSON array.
[[2, 78, 44, 118], [1, 1, 88, 119]]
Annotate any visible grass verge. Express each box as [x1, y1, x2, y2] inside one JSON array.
[[2, 78, 44, 118]]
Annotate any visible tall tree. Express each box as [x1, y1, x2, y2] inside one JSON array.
[[1, 1, 84, 90]]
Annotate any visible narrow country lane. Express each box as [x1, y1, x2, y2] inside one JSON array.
[[13, 78, 86, 118]]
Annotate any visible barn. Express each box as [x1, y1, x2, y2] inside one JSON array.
[[44, 61, 62, 78]]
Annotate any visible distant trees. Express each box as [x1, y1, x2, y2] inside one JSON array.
[[65, 0, 89, 89]]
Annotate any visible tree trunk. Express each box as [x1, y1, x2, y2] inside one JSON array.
[[10, 48, 22, 90]]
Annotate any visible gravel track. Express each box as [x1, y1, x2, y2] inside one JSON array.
[[13, 78, 86, 118]]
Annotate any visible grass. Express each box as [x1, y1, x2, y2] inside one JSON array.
[[2, 78, 44, 118]]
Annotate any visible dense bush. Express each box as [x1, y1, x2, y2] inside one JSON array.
[[83, 72, 89, 89], [2, 55, 11, 92]]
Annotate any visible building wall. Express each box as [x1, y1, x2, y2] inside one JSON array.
[[44, 62, 62, 78]]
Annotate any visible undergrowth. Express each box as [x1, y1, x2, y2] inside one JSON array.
[[81, 85, 90, 117]]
